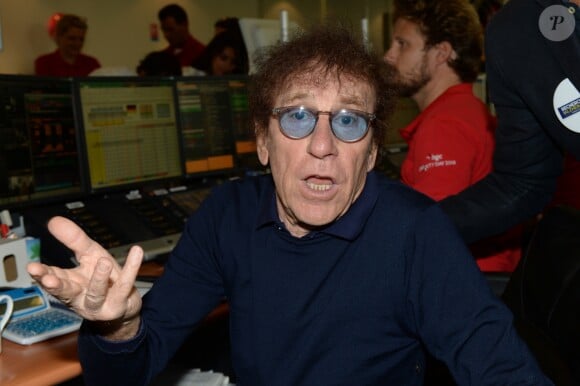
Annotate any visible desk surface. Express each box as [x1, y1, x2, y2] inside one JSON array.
[[0, 260, 228, 386], [0, 332, 80, 386]]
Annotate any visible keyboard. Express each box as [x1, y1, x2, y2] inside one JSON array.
[[3, 307, 82, 345], [65, 198, 183, 264], [1, 286, 82, 345], [165, 187, 212, 217]]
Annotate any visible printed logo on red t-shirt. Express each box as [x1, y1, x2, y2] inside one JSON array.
[[418, 153, 457, 172]]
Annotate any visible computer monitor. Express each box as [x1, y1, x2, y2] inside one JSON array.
[[175, 75, 259, 178], [0, 75, 85, 209], [75, 77, 183, 193]]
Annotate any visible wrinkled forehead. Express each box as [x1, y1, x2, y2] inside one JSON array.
[[274, 68, 376, 108]]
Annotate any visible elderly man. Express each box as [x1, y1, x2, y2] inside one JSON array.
[[28, 24, 552, 386]]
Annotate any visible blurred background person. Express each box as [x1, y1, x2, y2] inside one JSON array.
[[191, 32, 247, 76], [158, 4, 205, 68], [213, 17, 240, 35], [34, 14, 101, 77], [136, 51, 182, 76], [212, 17, 249, 74]]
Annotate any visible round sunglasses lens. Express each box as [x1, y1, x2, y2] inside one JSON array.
[[279, 108, 316, 139], [331, 111, 368, 142]]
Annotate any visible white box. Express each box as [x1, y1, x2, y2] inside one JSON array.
[[0, 237, 39, 288]]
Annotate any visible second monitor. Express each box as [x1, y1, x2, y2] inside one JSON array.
[[75, 77, 183, 193], [175, 75, 259, 179]]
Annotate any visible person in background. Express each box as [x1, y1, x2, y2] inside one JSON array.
[[191, 32, 247, 76], [213, 17, 240, 36], [136, 51, 182, 77], [384, 0, 521, 273], [27, 23, 552, 386], [439, 0, 580, 244], [212, 17, 249, 74], [158, 4, 205, 68], [442, 0, 578, 383], [34, 14, 101, 77]]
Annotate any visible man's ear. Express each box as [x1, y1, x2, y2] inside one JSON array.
[[256, 133, 270, 166], [366, 142, 378, 172], [435, 41, 457, 64]]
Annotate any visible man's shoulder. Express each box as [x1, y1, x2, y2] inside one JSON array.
[[186, 33, 205, 47], [486, 0, 542, 51], [421, 85, 494, 131], [373, 173, 435, 213], [371, 173, 454, 240]]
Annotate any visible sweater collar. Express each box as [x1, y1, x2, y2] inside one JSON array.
[[257, 171, 379, 240]]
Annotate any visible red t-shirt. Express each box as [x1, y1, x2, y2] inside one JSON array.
[[34, 50, 101, 77], [400, 83, 521, 272], [162, 34, 205, 67]]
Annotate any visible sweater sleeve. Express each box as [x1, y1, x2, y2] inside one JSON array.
[[77, 191, 228, 385], [406, 205, 553, 385]]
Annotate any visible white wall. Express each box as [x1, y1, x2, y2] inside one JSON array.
[[0, 0, 393, 75], [259, 0, 392, 56], [0, 0, 260, 74]]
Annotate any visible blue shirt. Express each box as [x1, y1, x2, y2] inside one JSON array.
[[78, 172, 552, 386]]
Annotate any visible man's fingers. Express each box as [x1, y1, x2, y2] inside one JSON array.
[[48, 216, 108, 258], [115, 245, 144, 298], [85, 258, 113, 312], [27, 262, 63, 291], [112, 246, 143, 303], [83, 246, 143, 311], [27, 261, 50, 279]]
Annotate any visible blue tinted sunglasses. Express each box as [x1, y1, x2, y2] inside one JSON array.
[[271, 106, 375, 143]]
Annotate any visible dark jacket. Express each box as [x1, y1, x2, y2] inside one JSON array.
[[440, 0, 580, 243]]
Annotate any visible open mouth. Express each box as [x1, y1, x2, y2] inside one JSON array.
[[305, 176, 333, 192]]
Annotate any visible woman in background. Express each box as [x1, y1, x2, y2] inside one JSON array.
[[192, 31, 248, 76], [34, 14, 101, 77], [136, 51, 182, 77]]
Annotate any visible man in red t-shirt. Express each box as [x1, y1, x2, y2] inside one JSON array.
[[384, 0, 521, 273], [158, 4, 205, 67], [34, 14, 101, 77]]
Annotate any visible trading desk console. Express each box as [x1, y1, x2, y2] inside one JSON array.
[[22, 181, 217, 268]]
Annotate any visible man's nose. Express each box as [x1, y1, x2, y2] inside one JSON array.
[[307, 114, 338, 159], [383, 46, 396, 64]]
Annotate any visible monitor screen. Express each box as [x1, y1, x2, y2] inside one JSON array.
[[0, 75, 85, 208], [175, 76, 257, 178], [76, 77, 183, 192]]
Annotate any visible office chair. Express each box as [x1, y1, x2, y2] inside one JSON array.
[[502, 205, 580, 385]]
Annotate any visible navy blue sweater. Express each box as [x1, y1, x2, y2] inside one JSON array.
[[78, 172, 552, 385]]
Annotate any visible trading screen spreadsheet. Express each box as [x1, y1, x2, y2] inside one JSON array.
[[176, 76, 257, 177], [76, 78, 182, 191]]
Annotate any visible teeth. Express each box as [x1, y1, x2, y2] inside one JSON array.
[[306, 181, 332, 191]]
